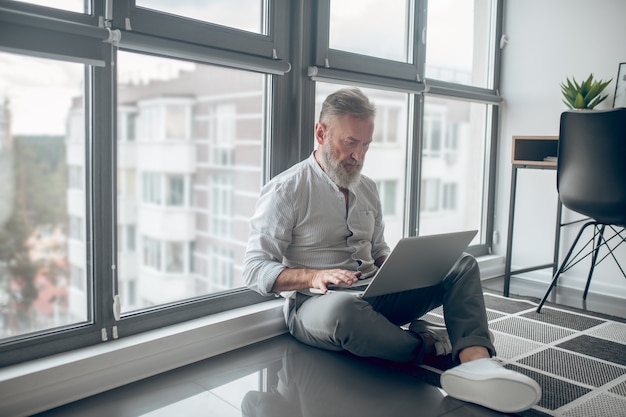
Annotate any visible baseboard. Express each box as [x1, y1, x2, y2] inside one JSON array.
[[509, 269, 626, 299], [476, 254, 505, 280], [0, 299, 287, 417]]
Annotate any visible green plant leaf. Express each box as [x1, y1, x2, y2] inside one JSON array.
[[560, 74, 612, 109], [588, 94, 608, 109], [574, 92, 585, 108]]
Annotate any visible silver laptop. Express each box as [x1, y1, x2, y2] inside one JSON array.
[[311, 230, 477, 298]]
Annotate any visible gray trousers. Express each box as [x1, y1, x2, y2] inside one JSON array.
[[286, 254, 495, 363]]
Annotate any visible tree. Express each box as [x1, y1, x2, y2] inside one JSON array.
[[0, 135, 67, 334]]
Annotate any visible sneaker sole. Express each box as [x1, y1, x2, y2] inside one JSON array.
[[440, 371, 541, 413]]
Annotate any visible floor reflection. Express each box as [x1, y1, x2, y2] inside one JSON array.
[[242, 337, 446, 417], [37, 334, 506, 417]]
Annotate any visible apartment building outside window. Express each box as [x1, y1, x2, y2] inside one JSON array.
[[376, 180, 399, 217]]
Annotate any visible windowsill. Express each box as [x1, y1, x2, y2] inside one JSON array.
[[0, 299, 287, 417], [0, 255, 503, 417]]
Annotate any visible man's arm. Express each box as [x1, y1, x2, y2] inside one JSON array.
[[243, 183, 293, 296], [272, 267, 362, 294], [244, 182, 359, 295]]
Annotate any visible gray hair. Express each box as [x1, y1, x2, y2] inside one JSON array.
[[319, 88, 376, 124]]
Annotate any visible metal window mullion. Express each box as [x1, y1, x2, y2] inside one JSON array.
[[413, 0, 427, 81], [405, 94, 424, 237], [484, 104, 500, 253], [91, 45, 117, 336], [308, 66, 426, 94], [314, 0, 331, 68], [0, 6, 105, 38], [118, 31, 290, 75], [268, 0, 314, 181], [425, 81, 503, 105], [0, 8, 108, 66], [492, 0, 505, 97]]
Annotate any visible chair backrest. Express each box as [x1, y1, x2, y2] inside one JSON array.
[[557, 108, 626, 226]]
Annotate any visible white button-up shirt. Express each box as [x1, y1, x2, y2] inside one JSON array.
[[243, 152, 390, 299]]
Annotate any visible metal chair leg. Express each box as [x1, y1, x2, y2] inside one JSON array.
[[536, 221, 594, 313], [583, 224, 605, 300]]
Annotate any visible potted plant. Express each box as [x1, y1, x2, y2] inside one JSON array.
[[560, 73, 612, 109]]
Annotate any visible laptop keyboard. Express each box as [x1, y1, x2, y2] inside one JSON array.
[[350, 284, 369, 291]]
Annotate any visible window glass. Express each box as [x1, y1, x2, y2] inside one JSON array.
[[419, 96, 490, 244], [376, 180, 398, 217], [329, 0, 411, 62], [166, 175, 185, 206], [142, 172, 162, 204], [12, 0, 89, 13], [425, 0, 496, 88], [165, 242, 185, 273], [117, 51, 266, 313], [136, 0, 265, 34], [143, 236, 161, 270], [165, 103, 189, 140], [315, 83, 408, 248], [0, 52, 88, 340]]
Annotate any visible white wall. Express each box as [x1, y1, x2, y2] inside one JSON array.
[[496, 0, 626, 298]]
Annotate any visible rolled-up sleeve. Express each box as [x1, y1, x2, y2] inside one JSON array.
[[243, 182, 293, 296]]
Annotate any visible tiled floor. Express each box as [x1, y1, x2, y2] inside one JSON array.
[[36, 281, 624, 417], [482, 276, 626, 320]]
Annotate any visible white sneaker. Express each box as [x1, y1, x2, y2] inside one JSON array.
[[440, 358, 541, 413]]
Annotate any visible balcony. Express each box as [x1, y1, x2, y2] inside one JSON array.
[[136, 141, 196, 174], [138, 205, 195, 241]]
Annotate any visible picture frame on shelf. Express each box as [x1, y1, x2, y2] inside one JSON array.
[[614, 62, 626, 108]]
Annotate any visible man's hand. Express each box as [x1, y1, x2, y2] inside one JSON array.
[[272, 267, 361, 294], [310, 269, 362, 294]]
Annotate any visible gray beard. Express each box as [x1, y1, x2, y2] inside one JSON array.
[[318, 145, 362, 189]]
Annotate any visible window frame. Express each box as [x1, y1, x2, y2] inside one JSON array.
[[311, 0, 503, 256], [314, 0, 424, 83], [112, 0, 290, 73], [0, 0, 504, 367], [109, 4, 287, 337], [0, 0, 285, 367], [0, 0, 102, 24]]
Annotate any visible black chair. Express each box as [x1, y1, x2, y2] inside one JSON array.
[[536, 108, 626, 313]]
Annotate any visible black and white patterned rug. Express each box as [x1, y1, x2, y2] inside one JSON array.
[[420, 293, 626, 417]]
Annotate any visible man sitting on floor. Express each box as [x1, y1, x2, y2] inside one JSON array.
[[243, 87, 541, 413]]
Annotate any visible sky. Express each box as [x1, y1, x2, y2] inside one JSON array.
[[0, 52, 83, 136], [13, 0, 85, 13]]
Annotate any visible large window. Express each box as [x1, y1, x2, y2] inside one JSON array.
[[425, 0, 498, 88], [0, 0, 285, 366], [0, 0, 502, 366], [329, 0, 411, 62], [313, 0, 500, 249], [117, 52, 267, 314], [419, 97, 493, 239]]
